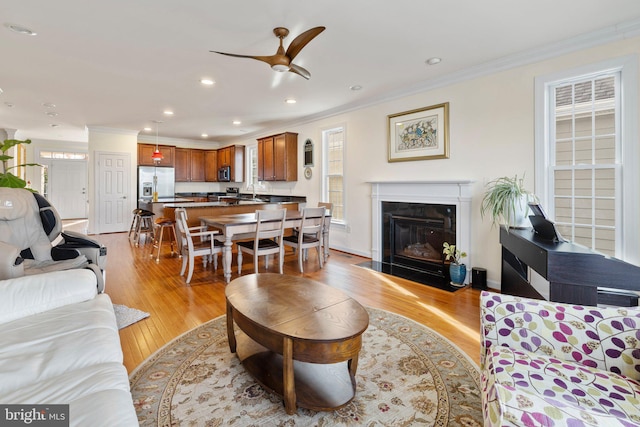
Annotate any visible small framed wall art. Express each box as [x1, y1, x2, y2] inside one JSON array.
[[387, 102, 449, 162]]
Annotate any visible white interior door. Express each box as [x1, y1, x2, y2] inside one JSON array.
[[96, 152, 131, 233], [48, 160, 88, 219]]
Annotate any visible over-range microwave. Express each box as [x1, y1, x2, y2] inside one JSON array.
[[218, 166, 231, 182]]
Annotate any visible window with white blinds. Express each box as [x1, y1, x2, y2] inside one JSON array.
[[535, 56, 639, 263], [323, 126, 345, 222]]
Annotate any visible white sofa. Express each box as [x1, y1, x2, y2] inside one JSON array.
[[0, 268, 138, 426]]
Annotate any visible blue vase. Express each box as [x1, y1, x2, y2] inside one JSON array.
[[449, 263, 467, 286]]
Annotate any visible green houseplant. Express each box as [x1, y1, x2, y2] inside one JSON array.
[[480, 174, 533, 228], [0, 138, 39, 189], [443, 242, 467, 286]]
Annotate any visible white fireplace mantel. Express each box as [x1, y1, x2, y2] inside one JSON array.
[[369, 180, 475, 279]]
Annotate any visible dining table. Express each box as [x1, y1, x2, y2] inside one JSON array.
[[199, 210, 330, 283]]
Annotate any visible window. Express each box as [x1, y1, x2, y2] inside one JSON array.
[[246, 145, 259, 187], [39, 151, 87, 160], [323, 126, 345, 222], [535, 56, 638, 262]]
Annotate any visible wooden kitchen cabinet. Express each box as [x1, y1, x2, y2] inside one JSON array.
[[204, 150, 218, 182], [258, 132, 298, 181], [217, 145, 245, 182], [138, 143, 175, 167], [175, 148, 205, 182]]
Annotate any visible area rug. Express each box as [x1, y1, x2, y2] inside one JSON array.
[[129, 307, 482, 426], [113, 304, 150, 329]]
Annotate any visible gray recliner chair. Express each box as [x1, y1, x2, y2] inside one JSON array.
[[0, 188, 106, 291]]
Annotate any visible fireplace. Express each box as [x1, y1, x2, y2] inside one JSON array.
[[383, 202, 455, 281], [369, 180, 473, 289]]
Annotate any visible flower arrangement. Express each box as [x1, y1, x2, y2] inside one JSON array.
[[442, 242, 467, 265]]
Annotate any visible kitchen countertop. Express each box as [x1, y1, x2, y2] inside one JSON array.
[[163, 200, 298, 208], [139, 197, 193, 204]]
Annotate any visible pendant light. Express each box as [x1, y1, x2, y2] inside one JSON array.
[[152, 120, 164, 162]]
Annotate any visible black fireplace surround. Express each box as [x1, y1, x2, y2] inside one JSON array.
[[380, 201, 456, 287]]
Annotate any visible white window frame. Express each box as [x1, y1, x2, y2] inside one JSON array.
[[322, 124, 346, 226], [534, 55, 639, 264]]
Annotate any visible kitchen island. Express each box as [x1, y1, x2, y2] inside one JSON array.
[[163, 200, 302, 227]]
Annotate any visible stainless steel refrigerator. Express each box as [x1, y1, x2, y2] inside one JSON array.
[[138, 166, 175, 200]]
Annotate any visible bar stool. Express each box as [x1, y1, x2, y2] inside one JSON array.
[[150, 217, 177, 262], [133, 210, 155, 246], [128, 208, 143, 238]]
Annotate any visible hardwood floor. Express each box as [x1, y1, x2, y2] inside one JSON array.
[[95, 231, 482, 372]]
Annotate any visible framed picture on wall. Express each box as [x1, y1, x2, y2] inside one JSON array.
[[387, 102, 449, 162]]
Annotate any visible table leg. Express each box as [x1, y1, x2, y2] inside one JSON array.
[[282, 337, 296, 414], [226, 301, 236, 353], [223, 236, 233, 283]]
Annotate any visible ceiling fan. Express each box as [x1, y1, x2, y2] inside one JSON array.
[[211, 26, 325, 80]]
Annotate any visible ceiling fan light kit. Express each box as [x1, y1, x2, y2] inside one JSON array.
[[211, 26, 325, 80]]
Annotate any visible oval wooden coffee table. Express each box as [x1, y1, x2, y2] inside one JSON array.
[[225, 273, 369, 415]]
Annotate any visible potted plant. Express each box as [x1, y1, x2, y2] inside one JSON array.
[[0, 138, 39, 189], [443, 242, 467, 287], [480, 174, 534, 229]]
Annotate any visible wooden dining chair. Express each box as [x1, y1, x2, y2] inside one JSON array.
[[283, 206, 325, 273], [236, 209, 287, 274], [174, 208, 222, 284]]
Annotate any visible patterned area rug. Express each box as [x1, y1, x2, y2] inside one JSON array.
[[129, 307, 482, 426], [113, 304, 150, 330]]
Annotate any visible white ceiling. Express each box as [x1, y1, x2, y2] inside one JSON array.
[[2, 0, 640, 143]]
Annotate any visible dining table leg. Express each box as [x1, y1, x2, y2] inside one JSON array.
[[223, 235, 233, 283]]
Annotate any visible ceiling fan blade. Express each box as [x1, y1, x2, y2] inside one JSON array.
[[285, 26, 325, 61], [210, 51, 278, 66], [289, 63, 311, 80]]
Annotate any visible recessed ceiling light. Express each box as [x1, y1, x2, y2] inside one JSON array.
[[49, 124, 59, 128], [5, 23, 37, 36], [163, 110, 174, 116], [201, 133, 208, 138], [232, 120, 241, 125], [4, 102, 14, 108], [200, 79, 215, 86], [349, 85, 363, 91], [0, 88, 3, 95], [45, 111, 58, 117], [143, 127, 152, 131], [42, 102, 56, 108], [425, 57, 442, 66], [285, 98, 296, 104]]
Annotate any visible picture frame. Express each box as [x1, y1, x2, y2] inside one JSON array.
[[387, 102, 449, 162]]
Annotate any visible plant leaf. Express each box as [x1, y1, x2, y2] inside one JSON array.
[[0, 172, 27, 188]]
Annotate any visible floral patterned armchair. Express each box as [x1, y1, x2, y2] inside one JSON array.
[[480, 291, 640, 426]]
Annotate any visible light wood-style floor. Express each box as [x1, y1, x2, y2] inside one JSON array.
[[94, 231, 482, 372]]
